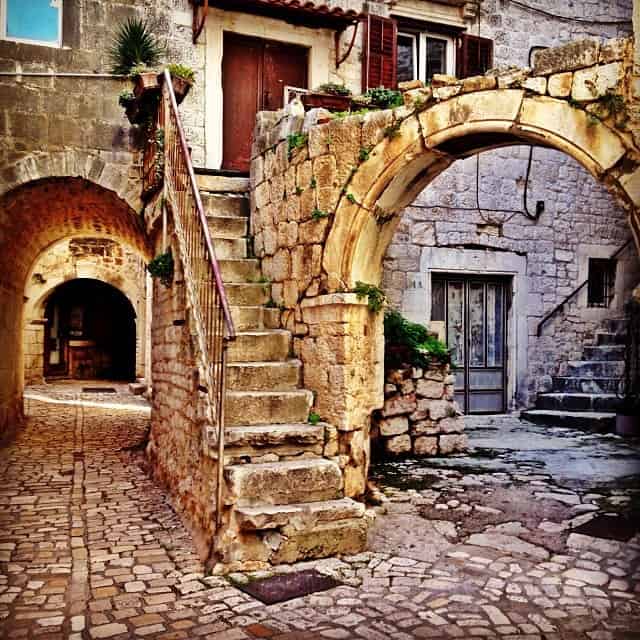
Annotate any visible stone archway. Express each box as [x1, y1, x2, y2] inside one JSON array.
[[23, 237, 148, 385], [0, 177, 150, 441], [249, 36, 640, 497]]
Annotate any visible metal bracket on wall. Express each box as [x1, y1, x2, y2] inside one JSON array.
[[192, 0, 209, 44], [335, 20, 360, 69]]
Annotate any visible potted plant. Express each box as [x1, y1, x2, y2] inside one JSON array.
[[301, 82, 352, 111], [616, 298, 640, 436], [109, 18, 164, 120], [162, 63, 196, 105]]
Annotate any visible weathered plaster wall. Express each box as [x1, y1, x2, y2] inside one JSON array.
[[23, 237, 148, 385]]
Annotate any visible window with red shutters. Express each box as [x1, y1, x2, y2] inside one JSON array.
[[362, 14, 397, 91], [456, 34, 493, 78]]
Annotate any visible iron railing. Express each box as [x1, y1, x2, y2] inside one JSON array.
[[156, 69, 236, 530], [537, 239, 632, 337]]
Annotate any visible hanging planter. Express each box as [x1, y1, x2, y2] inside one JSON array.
[[162, 63, 196, 105], [300, 83, 352, 112]]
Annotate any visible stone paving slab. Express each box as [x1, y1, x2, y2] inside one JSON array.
[[0, 389, 639, 639]]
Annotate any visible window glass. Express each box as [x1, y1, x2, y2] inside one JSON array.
[[5, 0, 61, 45], [587, 258, 616, 308], [425, 36, 447, 80], [397, 33, 416, 83]]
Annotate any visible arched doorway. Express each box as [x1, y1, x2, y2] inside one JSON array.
[[43, 279, 137, 381]]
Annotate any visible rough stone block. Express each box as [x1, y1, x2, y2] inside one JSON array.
[[439, 416, 464, 434], [429, 399, 455, 420], [439, 434, 468, 454], [378, 416, 409, 436], [411, 419, 439, 435], [548, 72, 573, 98], [572, 62, 624, 102], [533, 39, 599, 76], [416, 378, 444, 399], [414, 436, 438, 456], [523, 77, 547, 94], [384, 434, 411, 455]]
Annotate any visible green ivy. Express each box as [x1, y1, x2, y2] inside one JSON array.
[[311, 208, 329, 220], [354, 281, 387, 313], [287, 132, 308, 158], [384, 309, 451, 368]]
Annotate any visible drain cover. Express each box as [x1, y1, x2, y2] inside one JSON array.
[[82, 387, 117, 393], [232, 569, 341, 604], [572, 514, 639, 542]]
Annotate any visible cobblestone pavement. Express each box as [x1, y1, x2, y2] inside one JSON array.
[[1, 387, 639, 639]]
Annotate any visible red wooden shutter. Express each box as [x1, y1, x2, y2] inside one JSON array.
[[456, 34, 493, 78], [362, 15, 397, 91]]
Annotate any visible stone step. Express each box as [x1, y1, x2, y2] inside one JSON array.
[[552, 376, 621, 394], [605, 318, 627, 334], [235, 498, 365, 532], [201, 193, 249, 218], [212, 236, 247, 260], [219, 259, 261, 283], [224, 423, 325, 459], [227, 330, 291, 363], [224, 459, 343, 507], [521, 409, 615, 432], [196, 173, 249, 193], [225, 389, 313, 426], [582, 345, 626, 361], [536, 393, 621, 413], [207, 215, 247, 238], [566, 360, 624, 378], [227, 360, 301, 391], [226, 283, 270, 306], [596, 332, 626, 346], [221, 514, 367, 566], [229, 306, 280, 332]]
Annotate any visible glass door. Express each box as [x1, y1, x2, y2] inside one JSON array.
[[431, 275, 510, 414]]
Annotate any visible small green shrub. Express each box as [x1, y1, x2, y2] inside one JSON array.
[[354, 281, 387, 313], [118, 90, 135, 107], [346, 192, 357, 204], [384, 309, 451, 368], [314, 82, 352, 96], [296, 186, 304, 196], [166, 63, 195, 82], [308, 411, 321, 425], [310, 177, 317, 189], [359, 147, 371, 162], [364, 87, 403, 109], [287, 132, 308, 158], [147, 250, 174, 287], [109, 18, 164, 76], [311, 208, 329, 220]]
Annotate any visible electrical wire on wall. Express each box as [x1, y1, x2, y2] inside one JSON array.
[[506, 0, 631, 26]]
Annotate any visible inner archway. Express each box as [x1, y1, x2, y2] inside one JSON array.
[[42, 279, 137, 382]]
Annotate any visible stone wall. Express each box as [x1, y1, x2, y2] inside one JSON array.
[[23, 237, 148, 385], [373, 364, 468, 457], [146, 224, 218, 562]]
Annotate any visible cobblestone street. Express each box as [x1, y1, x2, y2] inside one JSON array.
[[1, 385, 639, 639]]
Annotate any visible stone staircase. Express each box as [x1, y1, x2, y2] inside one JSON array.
[[522, 318, 625, 432], [195, 173, 366, 569]]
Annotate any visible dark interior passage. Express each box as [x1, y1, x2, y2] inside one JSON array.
[[44, 279, 136, 381]]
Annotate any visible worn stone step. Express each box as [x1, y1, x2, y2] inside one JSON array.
[[552, 376, 621, 394], [224, 423, 324, 458], [196, 174, 249, 193], [227, 360, 301, 391], [225, 389, 313, 426], [536, 393, 621, 413], [582, 345, 625, 361], [219, 259, 261, 283], [596, 332, 626, 346], [211, 236, 247, 260], [229, 306, 280, 332], [201, 193, 249, 217], [235, 498, 365, 531], [521, 409, 615, 432], [605, 318, 627, 334], [207, 215, 247, 238], [227, 330, 291, 363], [224, 459, 343, 507], [566, 360, 624, 378], [226, 283, 270, 306]]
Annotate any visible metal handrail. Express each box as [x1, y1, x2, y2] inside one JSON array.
[[157, 69, 236, 533], [537, 239, 632, 337]]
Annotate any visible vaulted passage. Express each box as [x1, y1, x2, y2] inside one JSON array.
[[42, 279, 137, 382], [0, 177, 150, 440]]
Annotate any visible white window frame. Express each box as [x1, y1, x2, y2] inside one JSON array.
[[397, 31, 418, 83], [418, 32, 455, 81], [0, 0, 63, 48]]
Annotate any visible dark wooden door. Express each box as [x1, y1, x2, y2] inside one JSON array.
[[222, 33, 308, 172]]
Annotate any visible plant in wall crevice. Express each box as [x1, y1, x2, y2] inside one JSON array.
[[147, 249, 174, 287], [354, 281, 387, 313]]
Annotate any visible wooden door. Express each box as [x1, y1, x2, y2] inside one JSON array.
[[222, 33, 308, 172]]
